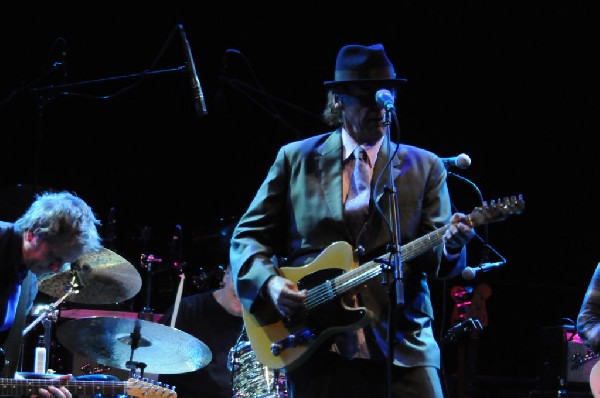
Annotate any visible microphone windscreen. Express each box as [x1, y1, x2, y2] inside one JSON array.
[[461, 267, 476, 280], [456, 153, 472, 169]]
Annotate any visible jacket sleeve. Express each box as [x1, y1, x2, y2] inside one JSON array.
[[229, 147, 288, 319], [577, 262, 600, 352]]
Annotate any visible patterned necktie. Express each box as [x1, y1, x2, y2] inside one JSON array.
[[345, 147, 370, 238]]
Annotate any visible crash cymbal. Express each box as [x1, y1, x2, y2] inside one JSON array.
[[56, 317, 212, 374], [38, 248, 142, 304]]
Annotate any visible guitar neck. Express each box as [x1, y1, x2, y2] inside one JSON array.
[[305, 225, 450, 310], [303, 194, 526, 311], [0, 379, 126, 396]]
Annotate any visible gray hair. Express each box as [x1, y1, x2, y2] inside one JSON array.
[[322, 90, 343, 128], [15, 190, 103, 256]]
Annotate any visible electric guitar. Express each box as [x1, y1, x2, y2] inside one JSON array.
[[0, 376, 176, 397], [1, 344, 176, 397], [243, 195, 525, 371]]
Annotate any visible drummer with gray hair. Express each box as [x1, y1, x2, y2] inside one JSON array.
[[0, 190, 102, 397]]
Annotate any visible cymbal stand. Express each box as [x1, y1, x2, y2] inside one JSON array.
[[125, 320, 147, 378], [22, 277, 78, 337], [22, 275, 79, 372], [138, 254, 162, 322]]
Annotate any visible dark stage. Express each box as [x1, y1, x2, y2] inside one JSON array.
[[1, 2, 600, 397]]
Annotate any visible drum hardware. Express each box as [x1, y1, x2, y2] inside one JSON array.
[[23, 275, 77, 373], [228, 340, 288, 398], [56, 316, 212, 375], [138, 253, 163, 321], [38, 248, 142, 305]]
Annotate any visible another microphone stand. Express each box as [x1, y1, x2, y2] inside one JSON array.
[[26, 66, 186, 192], [29, 67, 185, 96]]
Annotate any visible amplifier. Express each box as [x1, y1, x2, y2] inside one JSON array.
[[538, 325, 600, 389]]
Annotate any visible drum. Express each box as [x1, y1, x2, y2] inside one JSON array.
[[228, 340, 287, 398]]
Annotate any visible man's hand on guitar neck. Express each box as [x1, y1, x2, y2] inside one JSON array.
[[444, 212, 476, 256], [264, 275, 307, 319]]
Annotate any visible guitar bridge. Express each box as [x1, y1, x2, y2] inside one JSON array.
[[271, 329, 316, 356]]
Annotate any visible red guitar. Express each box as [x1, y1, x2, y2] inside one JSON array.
[[449, 283, 492, 398]]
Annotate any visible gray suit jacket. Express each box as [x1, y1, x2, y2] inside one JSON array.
[[230, 129, 466, 368]]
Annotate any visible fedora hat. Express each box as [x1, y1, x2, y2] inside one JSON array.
[[323, 43, 407, 87]]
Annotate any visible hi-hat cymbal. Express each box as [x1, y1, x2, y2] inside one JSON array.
[[38, 248, 142, 304], [56, 317, 212, 374]]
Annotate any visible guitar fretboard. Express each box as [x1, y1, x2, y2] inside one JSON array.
[[304, 225, 451, 310]]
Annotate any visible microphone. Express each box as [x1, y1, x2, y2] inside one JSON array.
[[178, 24, 207, 117], [375, 89, 395, 111], [461, 261, 505, 280], [440, 153, 471, 169]]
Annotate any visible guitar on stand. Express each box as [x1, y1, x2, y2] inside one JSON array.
[[448, 283, 492, 398]]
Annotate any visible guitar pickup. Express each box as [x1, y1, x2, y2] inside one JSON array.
[[271, 329, 316, 356]]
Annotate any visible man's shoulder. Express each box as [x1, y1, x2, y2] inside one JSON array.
[[180, 289, 216, 305], [278, 131, 340, 161], [0, 221, 14, 235], [400, 143, 438, 159], [282, 131, 335, 149], [158, 290, 216, 323]]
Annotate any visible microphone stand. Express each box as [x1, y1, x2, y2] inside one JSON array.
[[381, 107, 404, 398], [25, 66, 186, 192], [29, 67, 185, 95]]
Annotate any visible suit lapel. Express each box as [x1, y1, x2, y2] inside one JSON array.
[[373, 138, 403, 204], [316, 132, 344, 221]]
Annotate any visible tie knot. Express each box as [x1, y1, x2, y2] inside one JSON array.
[[354, 147, 367, 162]]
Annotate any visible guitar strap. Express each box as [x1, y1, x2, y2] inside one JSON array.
[[1, 271, 34, 377]]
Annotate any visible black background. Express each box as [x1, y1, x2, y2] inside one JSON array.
[[2, 1, 600, 393]]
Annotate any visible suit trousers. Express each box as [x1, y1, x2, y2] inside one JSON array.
[[286, 350, 444, 398]]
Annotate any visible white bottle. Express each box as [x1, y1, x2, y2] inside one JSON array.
[[34, 335, 46, 374]]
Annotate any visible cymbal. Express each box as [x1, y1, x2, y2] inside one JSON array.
[[56, 317, 212, 374], [38, 248, 142, 304]]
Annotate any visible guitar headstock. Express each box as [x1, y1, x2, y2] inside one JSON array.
[[469, 194, 525, 227], [127, 378, 177, 398]]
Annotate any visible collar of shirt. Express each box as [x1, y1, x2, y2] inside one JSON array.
[[341, 128, 383, 167]]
